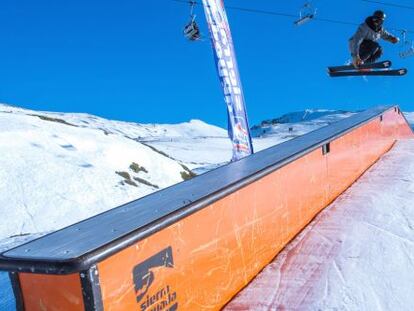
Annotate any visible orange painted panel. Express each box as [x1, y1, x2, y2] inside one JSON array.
[[19, 273, 84, 311]]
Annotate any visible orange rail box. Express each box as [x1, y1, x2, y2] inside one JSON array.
[[1, 106, 413, 311]]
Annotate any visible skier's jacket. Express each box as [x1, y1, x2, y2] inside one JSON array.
[[349, 17, 394, 57]]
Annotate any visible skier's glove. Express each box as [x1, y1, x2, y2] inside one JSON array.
[[352, 56, 363, 67]]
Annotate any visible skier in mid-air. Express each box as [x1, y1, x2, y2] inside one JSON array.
[[349, 10, 399, 67]]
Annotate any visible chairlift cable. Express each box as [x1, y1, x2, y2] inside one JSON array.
[[361, 0, 414, 11], [171, 0, 414, 33]]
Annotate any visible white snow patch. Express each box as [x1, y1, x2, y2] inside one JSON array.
[[0, 104, 188, 241]]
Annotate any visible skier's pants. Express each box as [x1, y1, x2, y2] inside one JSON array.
[[359, 40, 383, 64]]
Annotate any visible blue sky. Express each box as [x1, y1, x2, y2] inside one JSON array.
[[1, 0, 414, 128]]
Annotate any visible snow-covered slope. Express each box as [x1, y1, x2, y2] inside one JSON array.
[[255, 109, 352, 125], [0, 104, 198, 241], [251, 109, 354, 138]]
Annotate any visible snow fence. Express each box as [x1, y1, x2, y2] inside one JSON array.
[[0, 106, 413, 311]]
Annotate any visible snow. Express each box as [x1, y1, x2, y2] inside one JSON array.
[[250, 110, 355, 152], [225, 139, 414, 311], [0, 104, 189, 241], [253, 108, 353, 126], [404, 112, 414, 130]]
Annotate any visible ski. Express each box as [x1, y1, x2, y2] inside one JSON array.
[[329, 68, 407, 77], [328, 60, 392, 73]]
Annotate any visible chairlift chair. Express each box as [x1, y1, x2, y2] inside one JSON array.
[[294, 2, 317, 26], [399, 30, 414, 58], [184, 16, 201, 41], [183, 1, 201, 41]]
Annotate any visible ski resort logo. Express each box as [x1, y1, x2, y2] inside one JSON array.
[[233, 117, 251, 152], [133, 246, 177, 311]]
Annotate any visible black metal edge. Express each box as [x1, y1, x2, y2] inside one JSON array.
[[0, 105, 400, 274], [80, 265, 104, 311], [9, 272, 25, 311]]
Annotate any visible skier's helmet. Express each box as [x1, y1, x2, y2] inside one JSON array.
[[373, 10, 386, 20]]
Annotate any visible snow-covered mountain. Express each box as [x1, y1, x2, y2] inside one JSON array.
[[255, 109, 353, 125], [251, 109, 355, 138]]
